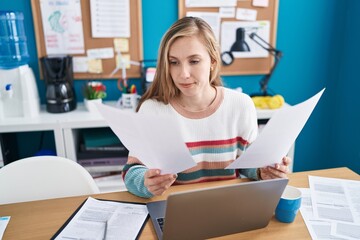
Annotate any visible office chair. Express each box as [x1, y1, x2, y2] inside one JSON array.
[[0, 156, 100, 204]]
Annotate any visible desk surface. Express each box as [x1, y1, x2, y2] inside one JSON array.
[[1, 167, 359, 239]]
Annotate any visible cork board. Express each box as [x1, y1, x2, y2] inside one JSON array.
[[179, 0, 279, 76], [31, 0, 143, 80]]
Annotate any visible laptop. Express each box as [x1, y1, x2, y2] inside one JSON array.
[[147, 178, 288, 240]]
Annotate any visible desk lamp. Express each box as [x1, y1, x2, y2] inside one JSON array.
[[230, 28, 250, 52], [221, 28, 250, 66], [249, 32, 282, 96]]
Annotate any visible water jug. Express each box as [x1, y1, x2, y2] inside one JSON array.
[[0, 11, 29, 69]]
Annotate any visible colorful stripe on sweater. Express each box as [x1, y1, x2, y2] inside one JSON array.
[[122, 136, 250, 184]]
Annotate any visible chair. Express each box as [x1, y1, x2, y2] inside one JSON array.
[[0, 156, 100, 204]]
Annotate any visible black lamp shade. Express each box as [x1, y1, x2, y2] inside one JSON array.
[[230, 28, 250, 52]]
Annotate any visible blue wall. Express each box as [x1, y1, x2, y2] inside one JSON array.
[[1, 0, 359, 174]]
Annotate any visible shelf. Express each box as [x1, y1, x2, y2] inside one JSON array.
[[93, 173, 127, 193], [83, 165, 123, 174]]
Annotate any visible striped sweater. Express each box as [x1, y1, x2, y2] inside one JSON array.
[[122, 87, 259, 198]]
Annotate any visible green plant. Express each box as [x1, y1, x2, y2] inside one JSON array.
[[83, 81, 107, 100]]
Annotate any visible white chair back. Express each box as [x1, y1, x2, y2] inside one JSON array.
[[0, 156, 100, 204]]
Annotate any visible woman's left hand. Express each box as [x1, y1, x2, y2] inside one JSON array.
[[259, 156, 291, 180]]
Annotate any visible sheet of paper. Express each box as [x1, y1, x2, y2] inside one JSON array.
[[54, 197, 148, 240], [73, 56, 89, 73], [236, 8, 258, 21], [0, 216, 10, 240], [95, 103, 196, 174], [309, 176, 360, 224], [252, 0, 269, 7], [185, 0, 237, 7], [226, 88, 325, 169], [114, 38, 129, 52], [90, 0, 130, 38], [331, 222, 360, 239], [87, 48, 114, 59], [299, 188, 341, 240], [39, 0, 85, 54], [116, 54, 131, 69], [219, 7, 236, 18], [88, 59, 103, 73]]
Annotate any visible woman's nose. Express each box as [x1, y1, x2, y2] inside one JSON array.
[[179, 65, 190, 79]]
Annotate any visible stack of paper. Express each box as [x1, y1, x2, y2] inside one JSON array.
[[300, 176, 360, 240]]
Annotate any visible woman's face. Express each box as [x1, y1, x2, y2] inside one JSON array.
[[168, 35, 212, 97]]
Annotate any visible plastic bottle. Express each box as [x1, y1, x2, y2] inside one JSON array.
[[0, 11, 29, 69]]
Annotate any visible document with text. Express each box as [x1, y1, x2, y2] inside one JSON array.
[[53, 197, 148, 240], [95, 103, 196, 174], [226, 88, 325, 169], [300, 176, 360, 240], [309, 176, 360, 225]]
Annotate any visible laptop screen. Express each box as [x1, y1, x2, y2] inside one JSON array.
[[147, 178, 288, 240]]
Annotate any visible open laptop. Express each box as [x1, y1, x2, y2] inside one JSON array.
[[147, 178, 288, 240]]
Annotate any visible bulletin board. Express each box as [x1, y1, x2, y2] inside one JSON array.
[[179, 0, 279, 76], [30, 0, 143, 80]]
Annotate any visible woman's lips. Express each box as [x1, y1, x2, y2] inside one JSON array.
[[179, 83, 195, 88]]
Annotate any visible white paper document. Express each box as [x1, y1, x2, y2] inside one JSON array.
[[0, 216, 11, 240], [39, 0, 85, 54], [305, 176, 360, 240], [95, 103, 196, 174], [185, 0, 237, 8], [90, 0, 130, 38], [309, 176, 360, 224], [227, 88, 325, 169], [54, 197, 148, 240], [299, 188, 343, 240]]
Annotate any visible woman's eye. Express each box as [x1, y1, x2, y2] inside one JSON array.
[[190, 60, 199, 65], [169, 60, 178, 65]]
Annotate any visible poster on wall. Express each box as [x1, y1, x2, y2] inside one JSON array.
[[39, 0, 85, 55]]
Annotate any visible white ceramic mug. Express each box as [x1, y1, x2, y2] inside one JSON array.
[[117, 94, 140, 111]]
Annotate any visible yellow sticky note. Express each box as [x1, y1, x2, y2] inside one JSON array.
[[116, 54, 131, 69], [87, 59, 103, 73], [114, 38, 129, 52]]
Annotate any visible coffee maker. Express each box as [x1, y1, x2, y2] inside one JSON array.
[[41, 55, 77, 113]]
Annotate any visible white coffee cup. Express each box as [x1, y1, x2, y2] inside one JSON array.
[[117, 93, 140, 111]]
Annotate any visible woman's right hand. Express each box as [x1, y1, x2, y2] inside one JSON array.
[[144, 169, 177, 196]]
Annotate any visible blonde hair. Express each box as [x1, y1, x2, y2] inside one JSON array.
[[136, 16, 222, 111]]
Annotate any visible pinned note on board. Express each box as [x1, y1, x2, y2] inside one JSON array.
[[88, 59, 103, 73], [252, 0, 269, 7], [114, 38, 129, 53], [116, 54, 131, 69]]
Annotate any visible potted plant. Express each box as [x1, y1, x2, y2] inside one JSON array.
[[83, 81, 107, 112]]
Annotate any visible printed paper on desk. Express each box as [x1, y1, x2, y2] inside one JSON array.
[[95, 103, 196, 174], [226, 88, 325, 169]]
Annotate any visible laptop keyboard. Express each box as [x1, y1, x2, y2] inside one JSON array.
[[156, 217, 165, 232]]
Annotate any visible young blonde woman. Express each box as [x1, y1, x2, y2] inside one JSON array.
[[122, 17, 291, 198]]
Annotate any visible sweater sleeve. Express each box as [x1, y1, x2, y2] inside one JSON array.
[[238, 168, 259, 180], [124, 165, 154, 198]]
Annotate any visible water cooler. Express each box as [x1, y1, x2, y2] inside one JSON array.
[[0, 11, 40, 119]]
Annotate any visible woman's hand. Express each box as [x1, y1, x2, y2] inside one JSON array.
[[259, 157, 291, 180], [144, 169, 177, 196]]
